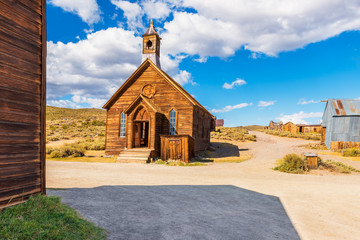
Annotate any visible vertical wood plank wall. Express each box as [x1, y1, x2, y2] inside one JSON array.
[[0, 0, 46, 209]]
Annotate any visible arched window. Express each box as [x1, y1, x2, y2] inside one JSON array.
[[170, 109, 176, 135], [120, 112, 126, 137]]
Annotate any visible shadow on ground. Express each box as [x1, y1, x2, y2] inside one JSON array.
[[49, 185, 299, 240], [207, 142, 249, 158]]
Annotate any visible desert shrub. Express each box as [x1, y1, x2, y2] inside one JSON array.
[[342, 148, 360, 157], [48, 144, 85, 158], [265, 130, 321, 140], [47, 136, 59, 142], [79, 140, 105, 150], [49, 150, 64, 158], [319, 159, 360, 174], [91, 120, 106, 126], [274, 154, 308, 174], [211, 127, 256, 142]]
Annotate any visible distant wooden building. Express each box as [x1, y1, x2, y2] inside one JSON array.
[[103, 21, 215, 162], [297, 124, 322, 133], [322, 99, 360, 150], [0, 0, 46, 209], [216, 119, 224, 127], [282, 122, 298, 134], [268, 120, 283, 131]]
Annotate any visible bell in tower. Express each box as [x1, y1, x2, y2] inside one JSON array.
[[142, 19, 161, 69]]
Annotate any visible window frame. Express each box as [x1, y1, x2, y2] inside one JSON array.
[[120, 112, 126, 138], [169, 109, 177, 135]]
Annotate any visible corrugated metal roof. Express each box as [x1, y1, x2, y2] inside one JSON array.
[[329, 99, 360, 116]]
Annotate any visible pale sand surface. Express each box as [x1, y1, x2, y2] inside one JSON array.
[[47, 131, 360, 240]]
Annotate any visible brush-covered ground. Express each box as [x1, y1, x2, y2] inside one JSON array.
[[46, 107, 255, 163]]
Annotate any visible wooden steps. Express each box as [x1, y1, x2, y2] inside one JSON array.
[[117, 149, 152, 163]]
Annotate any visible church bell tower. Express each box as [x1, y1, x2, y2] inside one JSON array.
[[142, 19, 161, 69]]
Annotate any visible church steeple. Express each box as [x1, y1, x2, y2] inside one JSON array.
[[142, 19, 161, 69]]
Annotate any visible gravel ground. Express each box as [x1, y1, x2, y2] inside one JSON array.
[[47, 131, 360, 240]]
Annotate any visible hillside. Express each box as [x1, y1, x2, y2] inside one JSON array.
[[46, 106, 106, 142]]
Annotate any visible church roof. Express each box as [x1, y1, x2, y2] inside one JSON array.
[[142, 19, 159, 36], [103, 59, 213, 117]]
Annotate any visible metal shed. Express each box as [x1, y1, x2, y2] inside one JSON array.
[[322, 99, 360, 150]]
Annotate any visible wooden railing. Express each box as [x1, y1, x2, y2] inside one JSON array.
[[160, 135, 194, 162]]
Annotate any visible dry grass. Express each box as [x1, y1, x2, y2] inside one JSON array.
[[211, 127, 256, 142], [262, 129, 321, 140], [318, 151, 360, 162]]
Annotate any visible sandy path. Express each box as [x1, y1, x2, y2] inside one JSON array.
[[47, 132, 360, 240]]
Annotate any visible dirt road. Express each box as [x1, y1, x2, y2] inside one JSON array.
[[47, 132, 360, 240]]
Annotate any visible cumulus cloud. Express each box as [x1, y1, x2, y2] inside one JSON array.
[[47, 27, 142, 107], [111, 0, 143, 30], [211, 103, 253, 113], [47, 26, 192, 108], [49, 0, 102, 25], [173, 70, 196, 86], [298, 99, 321, 105], [258, 100, 276, 107], [222, 78, 247, 89], [142, 0, 171, 20], [161, 0, 360, 57], [47, 99, 83, 109], [277, 111, 323, 124]]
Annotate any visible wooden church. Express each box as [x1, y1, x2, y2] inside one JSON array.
[[103, 21, 215, 162]]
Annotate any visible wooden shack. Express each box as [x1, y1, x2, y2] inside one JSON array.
[[103, 21, 215, 162], [282, 122, 298, 133], [268, 120, 283, 131], [297, 124, 322, 133], [0, 0, 46, 209]]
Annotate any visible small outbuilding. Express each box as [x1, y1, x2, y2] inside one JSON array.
[[322, 99, 360, 150], [297, 124, 322, 133]]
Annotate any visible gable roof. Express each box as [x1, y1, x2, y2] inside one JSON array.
[[325, 99, 360, 116], [124, 94, 160, 114], [103, 59, 213, 116]]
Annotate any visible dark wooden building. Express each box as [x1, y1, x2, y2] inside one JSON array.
[[103, 21, 215, 162], [0, 0, 46, 209]]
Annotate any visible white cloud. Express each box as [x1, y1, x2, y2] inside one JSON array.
[[49, 0, 101, 25], [223, 78, 247, 89], [211, 103, 252, 113], [276, 111, 323, 124], [71, 95, 107, 108], [298, 99, 321, 105], [47, 99, 83, 109], [47, 27, 142, 105], [142, 0, 171, 20], [161, 0, 360, 57], [111, 0, 143, 30], [173, 70, 195, 86], [258, 100, 276, 107]]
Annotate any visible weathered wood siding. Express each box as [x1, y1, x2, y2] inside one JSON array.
[[193, 106, 212, 153], [105, 64, 193, 155], [0, 0, 46, 209]]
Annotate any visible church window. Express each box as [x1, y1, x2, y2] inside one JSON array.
[[120, 112, 126, 137], [170, 110, 176, 135]]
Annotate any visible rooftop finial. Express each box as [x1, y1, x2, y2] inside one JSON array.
[[143, 19, 158, 36]]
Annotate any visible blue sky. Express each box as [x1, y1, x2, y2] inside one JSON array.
[[46, 0, 360, 126]]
